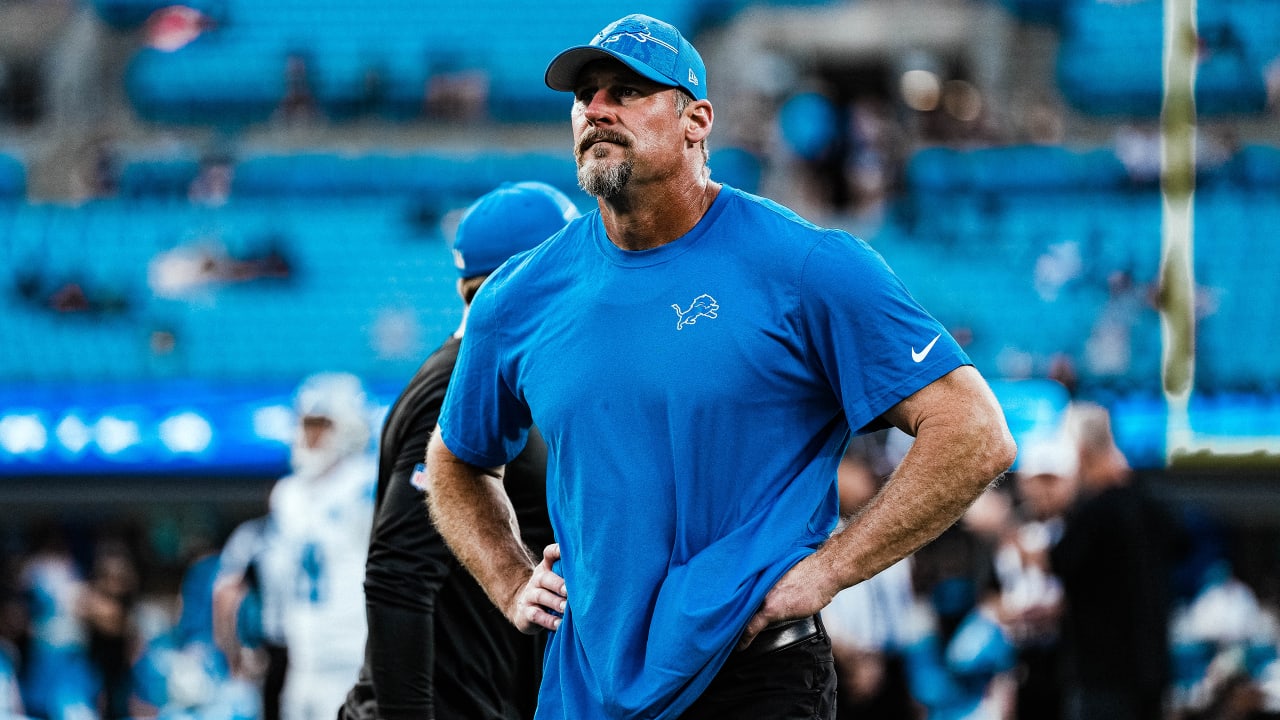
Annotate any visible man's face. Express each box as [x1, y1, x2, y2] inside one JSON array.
[[1016, 471, 1078, 520], [300, 415, 334, 449], [570, 59, 686, 198]]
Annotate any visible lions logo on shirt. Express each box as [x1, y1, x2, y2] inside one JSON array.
[[672, 294, 719, 330]]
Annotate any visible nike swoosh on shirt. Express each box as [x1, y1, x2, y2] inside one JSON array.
[[911, 334, 942, 363]]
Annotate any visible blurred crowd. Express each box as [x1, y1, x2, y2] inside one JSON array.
[[0, 371, 378, 720], [823, 402, 1280, 720], [3, 392, 1278, 720]]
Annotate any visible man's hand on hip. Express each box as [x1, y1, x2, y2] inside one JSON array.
[[511, 542, 568, 633]]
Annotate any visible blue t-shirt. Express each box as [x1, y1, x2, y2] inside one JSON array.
[[439, 186, 968, 719]]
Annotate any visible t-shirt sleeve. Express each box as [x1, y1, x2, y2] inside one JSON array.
[[214, 519, 261, 584], [800, 231, 970, 433], [437, 278, 533, 467]]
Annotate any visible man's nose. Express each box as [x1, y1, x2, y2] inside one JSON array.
[[582, 89, 616, 124]]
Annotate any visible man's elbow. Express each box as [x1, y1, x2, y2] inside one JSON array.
[[424, 432, 463, 495], [975, 411, 1018, 481]]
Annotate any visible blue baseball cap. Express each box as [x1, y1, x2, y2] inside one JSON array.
[[451, 181, 580, 278], [545, 14, 707, 101]]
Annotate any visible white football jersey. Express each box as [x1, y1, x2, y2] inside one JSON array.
[[268, 451, 376, 675]]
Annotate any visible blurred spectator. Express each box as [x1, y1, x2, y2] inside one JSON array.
[[1114, 123, 1162, 187], [212, 514, 289, 720], [275, 53, 320, 125], [1267, 57, 1280, 112], [1050, 402, 1191, 720], [17, 522, 97, 720], [1084, 269, 1152, 384], [144, 5, 212, 53], [1170, 561, 1280, 720], [424, 67, 490, 121], [775, 85, 851, 213], [74, 136, 120, 200], [1020, 97, 1066, 145], [899, 488, 1017, 720], [846, 97, 907, 219], [1033, 241, 1083, 303], [148, 238, 293, 300], [13, 269, 131, 316], [821, 450, 919, 720], [79, 540, 141, 719], [900, 553, 1018, 720], [1047, 354, 1079, 397], [0, 633, 23, 718], [130, 549, 258, 720], [0, 552, 27, 719], [1004, 437, 1080, 720], [188, 155, 234, 207]]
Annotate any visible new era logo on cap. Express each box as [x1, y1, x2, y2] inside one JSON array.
[[545, 14, 707, 101]]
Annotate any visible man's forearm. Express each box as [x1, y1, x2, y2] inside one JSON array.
[[211, 581, 247, 666], [425, 433, 536, 619], [820, 367, 1016, 591]]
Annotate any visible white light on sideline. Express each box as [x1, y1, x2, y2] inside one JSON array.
[[56, 416, 93, 453], [0, 414, 48, 454], [160, 412, 214, 453], [96, 416, 142, 455]]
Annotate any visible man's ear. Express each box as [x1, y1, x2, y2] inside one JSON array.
[[684, 99, 713, 146]]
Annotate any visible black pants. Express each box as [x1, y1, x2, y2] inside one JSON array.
[[681, 616, 837, 720], [1064, 686, 1165, 720], [262, 642, 288, 720]]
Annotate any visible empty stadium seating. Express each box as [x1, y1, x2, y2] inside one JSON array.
[[3, 141, 1276, 397], [120, 0, 715, 125], [1056, 0, 1278, 117]]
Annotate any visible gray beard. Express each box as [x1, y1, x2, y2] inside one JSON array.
[[578, 157, 633, 199]]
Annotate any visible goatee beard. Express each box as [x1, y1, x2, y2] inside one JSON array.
[[578, 156, 633, 199]]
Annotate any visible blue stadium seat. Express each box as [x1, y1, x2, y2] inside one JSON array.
[[0, 153, 26, 200], [1224, 144, 1280, 188], [118, 157, 204, 198]]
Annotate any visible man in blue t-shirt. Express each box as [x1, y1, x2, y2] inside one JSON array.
[[426, 13, 1017, 720]]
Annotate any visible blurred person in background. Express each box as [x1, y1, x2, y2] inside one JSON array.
[[213, 514, 289, 720], [426, 13, 1015, 719], [1170, 558, 1280, 720], [0, 637, 23, 719], [78, 539, 141, 719], [1050, 402, 1190, 720], [0, 555, 28, 719], [899, 488, 1019, 720], [129, 546, 257, 720], [820, 449, 918, 720], [269, 372, 377, 720], [17, 522, 98, 720], [1002, 437, 1080, 720], [339, 181, 577, 720]]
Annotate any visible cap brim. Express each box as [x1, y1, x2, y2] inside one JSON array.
[[544, 46, 677, 93]]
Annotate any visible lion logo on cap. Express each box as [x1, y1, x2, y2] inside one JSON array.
[[600, 21, 679, 55]]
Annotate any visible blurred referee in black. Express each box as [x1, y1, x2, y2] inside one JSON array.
[[339, 181, 579, 720]]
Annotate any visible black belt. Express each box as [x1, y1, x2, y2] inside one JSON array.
[[739, 615, 821, 657]]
